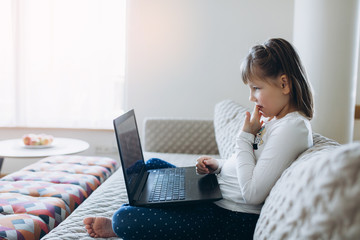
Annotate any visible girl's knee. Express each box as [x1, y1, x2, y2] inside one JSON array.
[[145, 158, 176, 170]]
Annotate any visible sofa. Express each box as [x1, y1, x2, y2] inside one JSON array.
[[0, 155, 119, 239], [41, 99, 360, 239]]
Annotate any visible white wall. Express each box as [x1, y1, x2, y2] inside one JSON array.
[[125, 0, 295, 135], [0, 0, 295, 174], [293, 0, 360, 144], [2, 0, 359, 174]]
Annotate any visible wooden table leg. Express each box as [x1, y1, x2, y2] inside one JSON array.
[[0, 157, 3, 176]]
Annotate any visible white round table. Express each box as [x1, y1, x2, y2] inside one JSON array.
[[0, 138, 89, 158], [0, 138, 89, 172]]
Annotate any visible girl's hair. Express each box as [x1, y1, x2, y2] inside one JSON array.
[[241, 38, 314, 120]]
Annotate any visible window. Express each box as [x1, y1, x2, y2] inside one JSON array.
[[0, 0, 126, 129]]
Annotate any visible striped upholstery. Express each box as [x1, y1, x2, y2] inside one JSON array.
[[0, 181, 87, 211], [0, 155, 118, 240], [0, 214, 49, 240]]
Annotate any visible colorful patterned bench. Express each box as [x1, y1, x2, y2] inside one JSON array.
[[0, 155, 118, 240]]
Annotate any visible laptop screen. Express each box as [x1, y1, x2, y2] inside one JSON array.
[[113, 110, 145, 199]]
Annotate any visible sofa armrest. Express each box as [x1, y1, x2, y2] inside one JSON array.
[[143, 118, 219, 155]]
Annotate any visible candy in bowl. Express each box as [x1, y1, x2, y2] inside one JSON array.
[[22, 134, 54, 148]]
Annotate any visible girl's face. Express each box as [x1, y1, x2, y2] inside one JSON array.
[[247, 75, 293, 119]]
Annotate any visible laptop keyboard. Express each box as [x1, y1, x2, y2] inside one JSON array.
[[148, 168, 186, 202]]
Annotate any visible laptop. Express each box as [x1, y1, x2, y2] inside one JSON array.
[[113, 109, 222, 207]]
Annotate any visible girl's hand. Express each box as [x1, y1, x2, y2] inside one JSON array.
[[242, 105, 264, 135], [196, 156, 218, 175]]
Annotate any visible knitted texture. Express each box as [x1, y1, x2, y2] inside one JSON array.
[[213, 99, 250, 159], [144, 118, 219, 155], [254, 139, 360, 239]]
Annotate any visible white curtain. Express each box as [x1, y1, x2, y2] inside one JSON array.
[[0, 0, 126, 129]]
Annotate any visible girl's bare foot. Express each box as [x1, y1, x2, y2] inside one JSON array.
[[83, 217, 117, 238]]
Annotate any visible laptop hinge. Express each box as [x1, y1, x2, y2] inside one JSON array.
[[133, 170, 149, 202]]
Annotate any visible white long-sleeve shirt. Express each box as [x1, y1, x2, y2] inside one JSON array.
[[214, 111, 313, 214]]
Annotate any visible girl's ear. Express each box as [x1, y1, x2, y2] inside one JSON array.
[[280, 74, 291, 94]]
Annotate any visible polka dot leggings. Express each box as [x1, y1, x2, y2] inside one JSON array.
[[112, 158, 259, 240]]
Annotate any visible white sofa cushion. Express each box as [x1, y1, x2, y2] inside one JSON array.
[[143, 119, 219, 155], [255, 141, 359, 239], [213, 99, 250, 159]]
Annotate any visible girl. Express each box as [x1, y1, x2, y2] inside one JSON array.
[[83, 38, 314, 239]]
